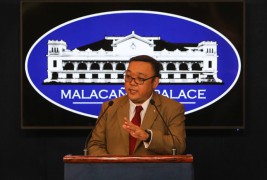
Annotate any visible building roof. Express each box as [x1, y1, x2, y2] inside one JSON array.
[[76, 33, 198, 52]]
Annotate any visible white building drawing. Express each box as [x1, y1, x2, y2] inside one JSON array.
[[44, 31, 222, 84]]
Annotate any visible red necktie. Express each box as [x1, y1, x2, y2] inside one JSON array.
[[129, 106, 143, 155]]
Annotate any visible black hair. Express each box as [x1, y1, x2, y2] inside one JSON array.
[[129, 55, 162, 77]]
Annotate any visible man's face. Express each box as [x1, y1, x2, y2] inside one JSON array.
[[124, 61, 159, 104]]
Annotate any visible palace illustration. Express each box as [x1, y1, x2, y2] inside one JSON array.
[[44, 31, 222, 84]]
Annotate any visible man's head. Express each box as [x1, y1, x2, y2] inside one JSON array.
[[124, 55, 161, 104]]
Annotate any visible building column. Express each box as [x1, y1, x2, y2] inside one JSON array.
[[74, 62, 78, 71], [99, 62, 104, 71]]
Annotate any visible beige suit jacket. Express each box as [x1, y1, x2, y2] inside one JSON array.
[[88, 92, 186, 155]]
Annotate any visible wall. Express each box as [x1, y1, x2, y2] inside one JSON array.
[[1, 0, 267, 179]]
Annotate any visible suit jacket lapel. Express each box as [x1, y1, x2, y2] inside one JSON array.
[[141, 93, 161, 130], [140, 104, 158, 130]]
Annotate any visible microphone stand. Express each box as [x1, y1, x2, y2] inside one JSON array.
[[150, 99, 177, 155], [83, 101, 114, 155]]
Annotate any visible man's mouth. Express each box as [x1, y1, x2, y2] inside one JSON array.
[[129, 88, 138, 94]]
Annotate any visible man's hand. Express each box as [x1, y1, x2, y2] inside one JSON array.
[[122, 117, 149, 141]]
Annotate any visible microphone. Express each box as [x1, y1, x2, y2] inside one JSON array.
[[150, 99, 177, 155], [83, 100, 114, 155]]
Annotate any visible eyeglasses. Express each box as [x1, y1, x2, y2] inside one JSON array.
[[124, 73, 157, 85]]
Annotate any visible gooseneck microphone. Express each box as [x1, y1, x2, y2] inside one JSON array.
[[150, 99, 177, 155], [83, 100, 114, 155]]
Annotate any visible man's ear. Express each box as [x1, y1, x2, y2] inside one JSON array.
[[153, 77, 159, 89]]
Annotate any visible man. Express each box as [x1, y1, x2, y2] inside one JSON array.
[[88, 55, 186, 155]]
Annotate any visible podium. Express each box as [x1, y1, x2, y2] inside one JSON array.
[[63, 154, 194, 180]]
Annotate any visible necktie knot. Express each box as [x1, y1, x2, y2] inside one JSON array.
[[135, 106, 143, 114], [131, 106, 143, 126]]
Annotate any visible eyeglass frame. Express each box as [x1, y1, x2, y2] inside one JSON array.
[[124, 72, 157, 85]]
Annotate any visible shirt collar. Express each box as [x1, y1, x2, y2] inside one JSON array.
[[129, 93, 153, 114]]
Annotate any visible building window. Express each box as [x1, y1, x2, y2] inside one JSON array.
[[168, 74, 174, 79], [118, 74, 124, 79], [66, 74, 73, 79], [116, 63, 126, 70], [209, 61, 212, 68], [192, 63, 201, 70], [64, 63, 74, 70], [92, 74, 98, 79], [79, 74, 85, 79], [103, 63, 113, 70], [53, 60, 57, 67], [78, 63, 87, 70], [159, 63, 163, 70], [179, 63, 188, 70], [105, 74, 111, 79], [167, 63, 176, 70], [52, 72, 58, 79], [181, 74, 186, 79], [91, 63, 100, 70], [193, 74, 199, 79]]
